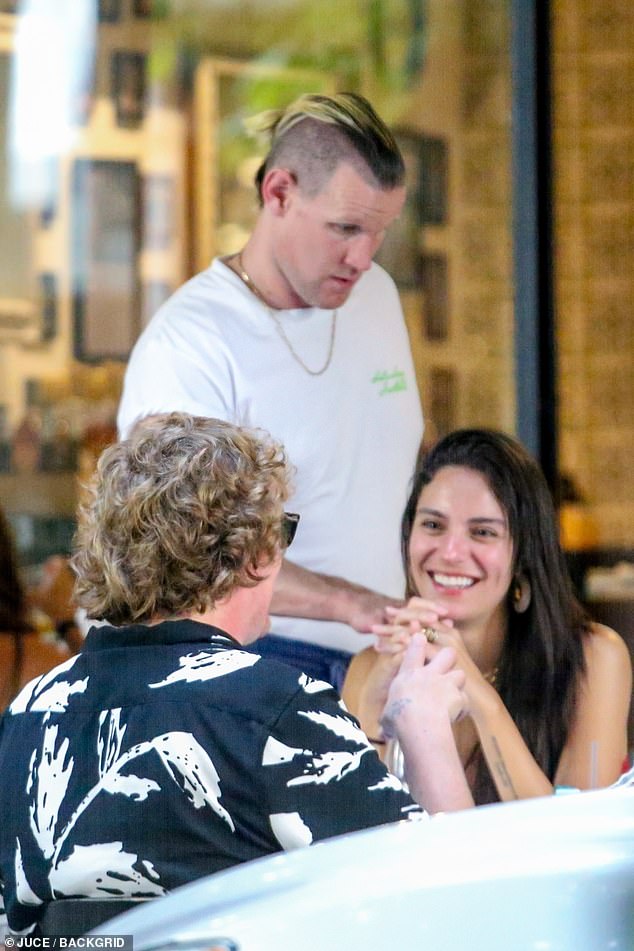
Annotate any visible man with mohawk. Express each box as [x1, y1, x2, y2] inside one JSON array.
[[118, 93, 423, 689]]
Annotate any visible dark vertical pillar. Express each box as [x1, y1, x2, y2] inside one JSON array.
[[511, 0, 558, 488]]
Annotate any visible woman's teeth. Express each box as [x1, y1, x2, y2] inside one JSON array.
[[431, 573, 475, 589]]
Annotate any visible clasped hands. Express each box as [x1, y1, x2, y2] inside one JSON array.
[[371, 598, 490, 740]]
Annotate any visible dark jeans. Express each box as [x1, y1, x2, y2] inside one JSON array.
[[251, 633, 352, 694]]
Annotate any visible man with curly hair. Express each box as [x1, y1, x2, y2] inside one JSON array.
[[0, 413, 471, 936]]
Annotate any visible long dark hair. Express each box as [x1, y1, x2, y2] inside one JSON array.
[[401, 429, 589, 804], [0, 507, 31, 705]]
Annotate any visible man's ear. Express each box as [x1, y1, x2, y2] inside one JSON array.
[[261, 167, 297, 215]]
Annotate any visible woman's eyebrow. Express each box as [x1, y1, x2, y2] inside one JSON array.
[[415, 505, 445, 517], [416, 506, 506, 526], [467, 516, 507, 527]]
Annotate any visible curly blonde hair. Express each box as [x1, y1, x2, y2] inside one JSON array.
[[72, 413, 292, 625]]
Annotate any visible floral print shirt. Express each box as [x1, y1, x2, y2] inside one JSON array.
[[0, 619, 422, 933]]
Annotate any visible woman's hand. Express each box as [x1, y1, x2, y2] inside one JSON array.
[[355, 598, 446, 723], [371, 596, 449, 653], [373, 597, 498, 720]]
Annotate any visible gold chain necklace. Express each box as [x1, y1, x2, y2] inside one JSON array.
[[236, 254, 337, 376]]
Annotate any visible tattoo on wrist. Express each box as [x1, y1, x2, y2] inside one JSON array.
[[491, 736, 518, 799], [380, 697, 412, 739]]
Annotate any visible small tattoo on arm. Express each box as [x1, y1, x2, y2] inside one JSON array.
[[380, 698, 412, 738], [491, 736, 518, 799], [385, 698, 412, 718]]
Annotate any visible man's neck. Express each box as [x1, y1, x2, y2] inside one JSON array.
[[181, 585, 265, 646], [234, 228, 307, 310]]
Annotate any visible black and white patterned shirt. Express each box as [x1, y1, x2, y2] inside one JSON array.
[[0, 619, 423, 933]]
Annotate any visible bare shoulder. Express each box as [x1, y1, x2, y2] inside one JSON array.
[[341, 646, 378, 709], [347, 645, 380, 679], [583, 622, 632, 683]]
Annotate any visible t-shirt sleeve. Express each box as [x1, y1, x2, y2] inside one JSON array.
[[117, 332, 234, 438], [260, 675, 425, 849]]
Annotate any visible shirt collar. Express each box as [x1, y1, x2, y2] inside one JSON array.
[[82, 618, 242, 652]]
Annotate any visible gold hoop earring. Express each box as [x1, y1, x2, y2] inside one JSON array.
[[512, 574, 531, 613]]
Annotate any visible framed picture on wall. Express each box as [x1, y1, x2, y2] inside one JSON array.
[[375, 132, 450, 286], [417, 136, 449, 225], [98, 0, 121, 23], [421, 253, 449, 340], [0, 27, 39, 342], [111, 51, 146, 128], [71, 159, 141, 361], [376, 129, 430, 290], [39, 273, 57, 342], [429, 366, 456, 439]]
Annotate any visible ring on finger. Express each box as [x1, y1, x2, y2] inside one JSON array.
[[422, 626, 439, 644]]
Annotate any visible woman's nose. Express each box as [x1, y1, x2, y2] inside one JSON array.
[[438, 532, 469, 561]]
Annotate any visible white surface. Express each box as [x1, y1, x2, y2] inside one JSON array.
[[96, 788, 634, 951]]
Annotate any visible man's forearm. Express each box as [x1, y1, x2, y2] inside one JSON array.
[[380, 637, 474, 813], [399, 721, 474, 813], [270, 558, 403, 633]]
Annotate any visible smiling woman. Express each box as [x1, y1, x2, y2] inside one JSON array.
[[408, 465, 514, 648], [342, 428, 632, 804]]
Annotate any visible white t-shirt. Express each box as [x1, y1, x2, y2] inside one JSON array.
[[118, 259, 423, 653]]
